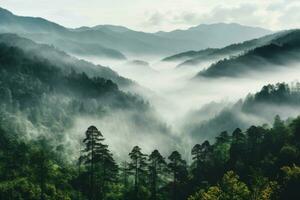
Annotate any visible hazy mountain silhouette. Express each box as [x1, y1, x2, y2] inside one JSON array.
[[0, 7, 271, 57], [0, 33, 132, 87], [162, 31, 289, 68], [185, 83, 300, 141], [195, 30, 300, 78], [157, 23, 271, 49]]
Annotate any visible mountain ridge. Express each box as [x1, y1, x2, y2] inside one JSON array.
[[195, 29, 300, 78], [0, 7, 272, 57]]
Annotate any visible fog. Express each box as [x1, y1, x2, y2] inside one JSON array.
[[74, 54, 300, 159], [83, 55, 300, 115], [13, 44, 293, 162], [2, 36, 300, 161], [1, 9, 300, 162]]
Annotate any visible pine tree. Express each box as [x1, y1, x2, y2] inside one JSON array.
[[96, 144, 118, 199], [128, 146, 147, 199], [229, 128, 246, 168], [80, 126, 117, 200], [148, 149, 167, 200], [31, 138, 53, 200], [120, 161, 130, 188], [168, 151, 188, 200]]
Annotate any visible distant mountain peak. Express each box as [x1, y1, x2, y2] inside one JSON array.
[[74, 24, 131, 33], [188, 22, 270, 32], [93, 24, 131, 32], [0, 7, 13, 16]]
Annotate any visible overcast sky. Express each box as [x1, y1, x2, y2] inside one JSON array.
[[1, 0, 300, 32]]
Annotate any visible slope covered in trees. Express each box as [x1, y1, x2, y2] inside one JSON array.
[[0, 7, 126, 60], [0, 33, 132, 88], [196, 30, 300, 78], [1, 113, 300, 199], [162, 30, 286, 65], [184, 83, 300, 141], [0, 40, 174, 159]]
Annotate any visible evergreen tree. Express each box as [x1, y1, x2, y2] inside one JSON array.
[[31, 138, 53, 200], [80, 126, 117, 200], [128, 146, 148, 199], [191, 141, 211, 183], [148, 149, 167, 200], [229, 128, 246, 169], [96, 143, 118, 199], [168, 151, 188, 200], [120, 161, 130, 188]]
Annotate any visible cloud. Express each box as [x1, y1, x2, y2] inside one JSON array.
[[278, 4, 300, 29], [140, 1, 300, 32], [2, 0, 300, 32], [143, 12, 165, 27], [205, 4, 258, 23], [142, 4, 267, 30]]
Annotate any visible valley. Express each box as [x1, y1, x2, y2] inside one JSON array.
[[0, 4, 300, 200]]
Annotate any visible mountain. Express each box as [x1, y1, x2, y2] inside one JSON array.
[[162, 31, 288, 68], [0, 33, 131, 87], [0, 35, 176, 157], [74, 24, 131, 33], [195, 30, 300, 78], [184, 82, 300, 141], [0, 7, 272, 57], [0, 7, 126, 59], [162, 48, 216, 63], [0, 7, 67, 33], [156, 23, 272, 50], [0, 7, 197, 57]]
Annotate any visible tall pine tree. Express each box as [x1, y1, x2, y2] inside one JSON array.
[[128, 146, 147, 199], [80, 126, 118, 200], [148, 149, 167, 200], [168, 151, 188, 200]]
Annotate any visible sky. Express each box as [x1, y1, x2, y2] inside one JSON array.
[[1, 0, 300, 32]]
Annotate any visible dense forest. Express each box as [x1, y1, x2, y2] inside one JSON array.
[[185, 82, 300, 142], [1, 114, 300, 200], [1, 6, 300, 200], [0, 40, 174, 159], [1, 38, 300, 200], [162, 30, 289, 67], [197, 30, 300, 78], [0, 33, 132, 87]]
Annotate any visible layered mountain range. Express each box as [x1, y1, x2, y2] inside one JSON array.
[[0, 7, 271, 58]]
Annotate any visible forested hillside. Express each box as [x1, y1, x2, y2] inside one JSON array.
[[196, 30, 300, 78], [185, 83, 300, 141], [1, 113, 300, 199], [0, 34, 132, 88], [162, 30, 286, 66], [0, 41, 174, 159], [0, 4, 300, 200]]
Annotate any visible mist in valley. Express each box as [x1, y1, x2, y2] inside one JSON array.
[[2, 3, 300, 199], [75, 52, 300, 160], [1, 4, 300, 161]]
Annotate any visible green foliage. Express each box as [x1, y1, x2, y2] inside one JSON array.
[[79, 126, 118, 200], [280, 165, 300, 199], [148, 150, 167, 200], [188, 186, 222, 200], [2, 113, 300, 199], [0, 178, 40, 200], [188, 171, 250, 200], [1, 46, 300, 200], [128, 146, 148, 199], [0, 128, 76, 200], [198, 30, 300, 78], [219, 171, 250, 200]]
